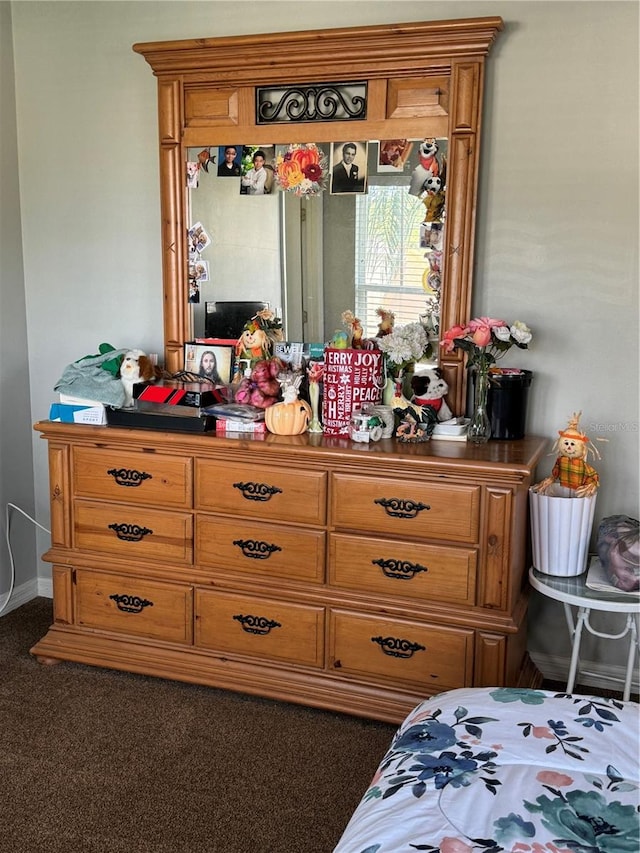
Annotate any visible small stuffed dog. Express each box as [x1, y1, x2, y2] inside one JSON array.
[[411, 368, 453, 422], [119, 349, 160, 407]]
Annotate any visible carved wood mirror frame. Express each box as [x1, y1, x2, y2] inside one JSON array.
[[134, 16, 503, 413]]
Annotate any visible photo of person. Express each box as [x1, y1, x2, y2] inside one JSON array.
[[188, 281, 200, 304], [240, 147, 275, 195], [183, 343, 234, 385], [330, 141, 367, 194], [188, 259, 209, 283], [198, 350, 222, 382], [188, 221, 211, 257], [420, 221, 444, 251], [186, 161, 200, 188], [217, 145, 242, 177]]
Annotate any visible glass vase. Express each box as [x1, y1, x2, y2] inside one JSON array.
[[382, 375, 395, 407], [468, 366, 492, 444], [307, 381, 323, 433]]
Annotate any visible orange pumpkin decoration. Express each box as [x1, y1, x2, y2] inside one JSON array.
[[265, 398, 311, 435], [264, 373, 312, 435]]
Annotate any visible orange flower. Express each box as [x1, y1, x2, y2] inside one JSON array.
[[441, 324, 468, 353], [278, 158, 304, 188], [470, 323, 492, 347], [291, 145, 320, 171]]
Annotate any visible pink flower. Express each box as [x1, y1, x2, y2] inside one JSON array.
[[469, 316, 506, 329], [536, 770, 573, 787], [440, 324, 468, 353], [307, 361, 324, 383], [470, 323, 492, 347], [531, 726, 555, 739], [440, 838, 473, 853]]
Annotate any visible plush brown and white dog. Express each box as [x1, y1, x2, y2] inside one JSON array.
[[411, 368, 453, 422], [119, 349, 160, 407]]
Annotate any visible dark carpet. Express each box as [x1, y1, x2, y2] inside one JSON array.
[[0, 598, 397, 853]]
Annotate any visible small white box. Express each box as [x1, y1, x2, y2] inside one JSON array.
[[73, 406, 107, 425]]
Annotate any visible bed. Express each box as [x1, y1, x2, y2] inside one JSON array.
[[334, 687, 639, 853]]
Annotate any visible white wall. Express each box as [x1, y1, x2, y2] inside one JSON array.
[[0, 0, 37, 611], [9, 1, 639, 683]]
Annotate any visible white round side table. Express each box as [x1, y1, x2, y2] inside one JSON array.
[[529, 563, 640, 701]]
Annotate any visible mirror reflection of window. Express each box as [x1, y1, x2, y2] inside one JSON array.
[[354, 185, 437, 339]]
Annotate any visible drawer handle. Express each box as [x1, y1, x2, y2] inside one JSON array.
[[233, 613, 282, 635], [108, 522, 153, 542], [107, 467, 152, 487], [372, 558, 428, 580], [371, 635, 426, 658], [233, 538, 282, 560], [374, 497, 430, 519], [233, 481, 283, 502], [109, 593, 154, 614]]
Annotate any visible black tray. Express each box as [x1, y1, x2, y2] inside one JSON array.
[[106, 408, 215, 433]]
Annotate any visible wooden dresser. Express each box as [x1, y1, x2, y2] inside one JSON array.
[[32, 421, 546, 723]]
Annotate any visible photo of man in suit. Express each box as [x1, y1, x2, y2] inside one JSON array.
[[331, 142, 367, 194]]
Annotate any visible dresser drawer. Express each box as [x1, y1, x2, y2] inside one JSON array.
[[329, 610, 473, 691], [72, 447, 192, 508], [75, 569, 193, 644], [196, 460, 326, 525], [331, 474, 479, 543], [197, 516, 325, 583], [195, 589, 324, 668], [74, 500, 193, 564], [329, 533, 476, 605]]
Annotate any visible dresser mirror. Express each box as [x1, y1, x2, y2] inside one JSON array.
[[134, 16, 503, 412], [187, 140, 446, 348]]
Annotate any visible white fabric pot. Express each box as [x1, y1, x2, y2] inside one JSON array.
[[529, 485, 597, 576]]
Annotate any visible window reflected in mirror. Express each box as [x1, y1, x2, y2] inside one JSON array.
[[184, 137, 447, 352]]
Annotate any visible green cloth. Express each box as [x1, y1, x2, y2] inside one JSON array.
[[78, 343, 124, 377]]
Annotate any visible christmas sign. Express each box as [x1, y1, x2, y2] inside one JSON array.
[[322, 348, 383, 435]]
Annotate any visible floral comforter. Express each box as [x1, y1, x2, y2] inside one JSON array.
[[333, 687, 639, 853]]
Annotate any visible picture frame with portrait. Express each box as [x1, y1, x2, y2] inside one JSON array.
[[330, 141, 368, 194], [184, 343, 234, 385], [216, 144, 242, 178]]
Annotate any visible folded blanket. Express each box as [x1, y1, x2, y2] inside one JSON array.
[[54, 347, 129, 407]]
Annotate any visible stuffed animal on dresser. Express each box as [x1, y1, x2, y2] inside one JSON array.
[[532, 411, 602, 497], [409, 138, 441, 196], [411, 368, 453, 422], [119, 349, 161, 407]]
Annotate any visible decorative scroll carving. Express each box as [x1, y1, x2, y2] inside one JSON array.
[[256, 82, 367, 124]]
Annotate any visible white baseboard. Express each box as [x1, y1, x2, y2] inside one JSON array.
[[0, 578, 40, 615], [530, 651, 639, 695], [38, 576, 53, 598]]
